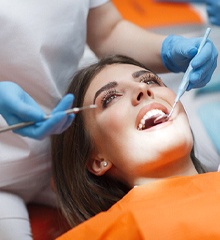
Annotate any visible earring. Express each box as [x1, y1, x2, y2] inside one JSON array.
[[103, 161, 108, 167]]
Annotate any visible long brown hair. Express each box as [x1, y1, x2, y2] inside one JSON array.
[[51, 55, 204, 227]]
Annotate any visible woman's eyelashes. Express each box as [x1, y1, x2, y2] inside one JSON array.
[[100, 73, 163, 108], [101, 89, 123, 108], [139, 72, 163, 86]]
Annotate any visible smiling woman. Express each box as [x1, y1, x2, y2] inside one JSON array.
[[52, 56, 208, 238], [51, 55, 205, 232]]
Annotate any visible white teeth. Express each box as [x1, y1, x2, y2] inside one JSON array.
[[138, 109, 165, 130]]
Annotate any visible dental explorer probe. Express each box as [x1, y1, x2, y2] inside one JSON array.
[[0, 104, 97, 133], [154, 27, 211, 124]]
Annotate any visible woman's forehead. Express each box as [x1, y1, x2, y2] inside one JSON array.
[[100, 63, 145, 76], [92, 64, 146, 87]]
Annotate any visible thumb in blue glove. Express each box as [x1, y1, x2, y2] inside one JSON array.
[[161, 34, 218, 90], [0, 81, 75, 139], [0, 81, 45, 124], [13, 94, 75, 140]]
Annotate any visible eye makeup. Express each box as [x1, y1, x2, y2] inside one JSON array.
[[93, 81, 118, 104], [132, 70, 163, 86], [101, 89, 123, 108], [93, 69, 164, 108], [139, 72, 163, 86]]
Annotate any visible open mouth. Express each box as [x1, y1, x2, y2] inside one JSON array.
[[138, 109, 167, 130]]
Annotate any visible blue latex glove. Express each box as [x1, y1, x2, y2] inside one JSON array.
[[161, 35, 218, 90], [206, 0, 220, 26], [0, 81, 75, 139]]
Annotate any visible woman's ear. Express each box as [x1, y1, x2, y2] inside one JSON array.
[[87, 154, 112, 176]]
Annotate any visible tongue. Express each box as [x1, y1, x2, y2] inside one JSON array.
[[144, 114, 161, 129]]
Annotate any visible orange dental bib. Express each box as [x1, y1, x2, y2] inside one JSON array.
[[57, 172, 220, 240]]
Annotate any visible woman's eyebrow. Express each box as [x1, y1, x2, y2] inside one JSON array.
[[93, 81, 118, 104], [93, 70, 151, 103], [132, 70, 150, 78]]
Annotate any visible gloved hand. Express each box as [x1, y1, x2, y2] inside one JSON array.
[[0, 81, 75, 139], [161, 34, 218, 90], [206, 0, 220, 26]]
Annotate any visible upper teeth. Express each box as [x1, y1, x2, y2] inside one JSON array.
[[138, 109, 165, 130]]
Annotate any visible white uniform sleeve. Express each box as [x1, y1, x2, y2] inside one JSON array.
[[0, 192, 32, 240], [90, 0, 109, 8]]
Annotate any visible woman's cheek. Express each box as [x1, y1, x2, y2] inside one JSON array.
[[155, 87, 176, 104]]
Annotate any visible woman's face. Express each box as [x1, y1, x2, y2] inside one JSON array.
[[83, 64, 193, 185]]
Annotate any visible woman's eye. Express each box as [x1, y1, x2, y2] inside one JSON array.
[[101, 89, 122, 108], [141, 79, 157, 85], [140, 73, 162, 86]]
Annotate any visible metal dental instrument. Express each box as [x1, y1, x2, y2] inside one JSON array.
[[154, 27, 211, 124], [0, 104, 97, 133]]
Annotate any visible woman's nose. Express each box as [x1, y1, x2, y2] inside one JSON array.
[[132, 85, 154, 105]]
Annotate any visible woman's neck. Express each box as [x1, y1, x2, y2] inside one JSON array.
[[133, 155, 198, 186]]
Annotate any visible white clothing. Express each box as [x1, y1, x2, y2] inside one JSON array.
[[0, 192, 32, 240], [0, 0, 108, 239]]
